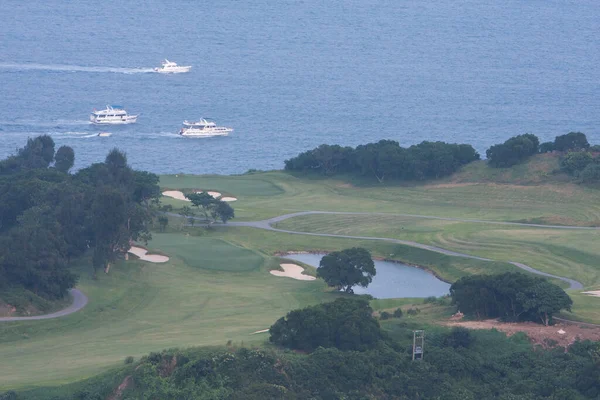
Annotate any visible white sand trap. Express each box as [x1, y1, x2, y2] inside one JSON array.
[[207, 191, 221, 198], [252, 329, 270, 334], [128, 246, 169, 263], [270, 263, 316, 281], [583, 290, 600, 297], [221, 196, 237, 202], [162, 190, 190, 202]]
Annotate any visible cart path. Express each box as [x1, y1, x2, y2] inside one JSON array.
[[224, 211, 586, 289], [0, 289, 87, 322]]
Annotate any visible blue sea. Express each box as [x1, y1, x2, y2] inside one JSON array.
[[1, 0, 598, 174]]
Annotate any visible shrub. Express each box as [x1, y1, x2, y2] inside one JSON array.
[[125, 356, 134, 364], [554, 132, 589, 152], [486, 134, 539, 168], [539, 141, 555, 153], [560, 151, 593, 175], [393, 308, 403, 318], [442, 327, 474, 348], [579, 163, 600, 183], [380, 311, 391, 320], [406, 308, 421, 316], [423, 296, 437, 304]]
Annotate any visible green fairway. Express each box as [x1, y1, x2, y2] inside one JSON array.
[[0, 233, 332, 389]]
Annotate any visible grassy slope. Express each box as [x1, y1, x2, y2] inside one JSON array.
[[3, 154, 600, 389], [0, 235, 333, 389]]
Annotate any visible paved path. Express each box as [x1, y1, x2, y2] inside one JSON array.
[[222, 211, 586, 289], [0, 289, 87, 322]]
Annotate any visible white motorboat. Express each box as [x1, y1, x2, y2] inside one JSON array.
[[97, 132, 112, 137], [154, 59, 191, 74], [179, 119, 233, 137], [90, 105, 138, 125]]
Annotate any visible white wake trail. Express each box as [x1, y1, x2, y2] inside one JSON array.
[[0, 62, 155, 74]]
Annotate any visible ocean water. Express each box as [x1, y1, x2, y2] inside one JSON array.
[[0, 0, 598, 174]]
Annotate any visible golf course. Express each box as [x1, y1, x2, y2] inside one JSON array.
[[1, 155, 600, 391]]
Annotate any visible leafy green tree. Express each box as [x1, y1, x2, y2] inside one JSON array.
[[539, 141, 555, 153], [54, 145, 75, 173], [269, 298, 383, 352], [486, 134, 540, 168], [18, 135, 56, 169], [560, 151, 593, 175], [212, 200, 235, 223], [317, 247, 376, 293], [132, 171, 160, 206], [554, 132, 589, 152], [579, 163, 600, 184], [186, 192, 215, 222], [518, 280, 573, 326], [157, 216, 168, 232]]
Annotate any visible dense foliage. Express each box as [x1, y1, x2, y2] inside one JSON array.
[[317, 247, 376, 293], [185, 192, 235, 223], [14, 322, 600, 399], [269, 298, 384, 352], [0, 136, 160, 306], [450, 272, 572, 325], [284, 139, 480, 182], [554, 131, 590, 152], [486, 133, 540, 168]]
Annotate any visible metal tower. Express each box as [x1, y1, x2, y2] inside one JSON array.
[[412, 330, 424, 361]]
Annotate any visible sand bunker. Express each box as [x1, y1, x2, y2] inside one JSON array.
[[128, 246, 169, 263], [583, 291, 600, 297], [221, 196, 237, 202], [252, 329, 270, 334], [162, 190, 190, 202], [270, 263, 316, 281]]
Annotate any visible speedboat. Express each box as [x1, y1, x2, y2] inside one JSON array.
[[90, 105, 138, 125], [154, 59, 191, 74], [179, 119, 233, 137], [97, 132, 112, 137]]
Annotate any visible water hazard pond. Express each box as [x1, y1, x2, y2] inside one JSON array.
[[285, 253, 450, 299]]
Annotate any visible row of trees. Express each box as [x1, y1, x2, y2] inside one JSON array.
[[450, 272, 572, 325], [487, 131, 598, 168], [0, 135, 161, 301], [284, 139, 480, 182]]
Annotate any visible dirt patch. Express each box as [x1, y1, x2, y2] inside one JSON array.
[[0, 302, 16, 317], [107, 375, 133, 400], [443, 319, 600, 349]]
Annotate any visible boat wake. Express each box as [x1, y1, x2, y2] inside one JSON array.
[[0, 62, 155, 74]]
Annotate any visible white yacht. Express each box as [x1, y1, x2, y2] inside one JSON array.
[[90, 105, 138, 125], [179, 119, 233, 137], [154, 59, 191, 74]]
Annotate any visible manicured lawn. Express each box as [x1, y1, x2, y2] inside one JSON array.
[[0, 233, 331, 389]]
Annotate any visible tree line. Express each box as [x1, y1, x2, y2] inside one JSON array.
[[0, 135, 161, 303], [284, 139, 480, 182], [450, 272, 572, 326], [284, 131, 599, 183]]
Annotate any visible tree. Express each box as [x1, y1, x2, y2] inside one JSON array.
[[486, 134, 540, 168], [518, 280, 573, 326], [186, 192, 215, 222], [554, 132, 589, 152], [269, 298, 383, 352], [539, 141, 555, 153], [317, 247, 376, 293], [186, 193, 235, 224], [54, 145, 75, 173], [157, 216, 169, 232], [212, 200, 235, 223], [560, 151, 593, 175]]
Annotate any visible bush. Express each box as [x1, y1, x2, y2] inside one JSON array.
[[539, 141, 555, 153], [423, 296, 437, 304], [554, 132, 589, 152], [579, 163, 600, 183], [125, 356, 134, 364], [560, 151, 593, 175], [486, 134, 539, 168], [406, 308, 421, 316], [393, 308, 403, 318], [442, 327, 474, 348], [380, 311, 391, 320]]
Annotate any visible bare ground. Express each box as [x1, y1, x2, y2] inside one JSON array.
[[443, 318, 600, 349]]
